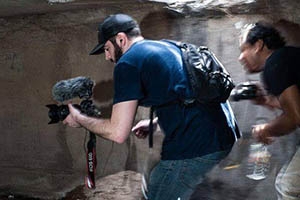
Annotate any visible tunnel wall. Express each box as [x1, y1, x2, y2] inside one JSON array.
[[0, 0, 299, 198]]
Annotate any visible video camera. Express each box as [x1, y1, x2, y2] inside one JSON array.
[[46, 100, 101, 124], [230, 81, 259, 101], [46, 76, 101, 124], [46, 76, 100, 189]]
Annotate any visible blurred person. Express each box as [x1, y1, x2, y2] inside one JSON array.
[[63, 13, 239, 200], [239, 21, 300, 200]]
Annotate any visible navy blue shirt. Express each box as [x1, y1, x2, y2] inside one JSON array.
[[113, 40, 235, 160]]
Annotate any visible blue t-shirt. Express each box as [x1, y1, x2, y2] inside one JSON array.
[[113, 40, 235, 160]]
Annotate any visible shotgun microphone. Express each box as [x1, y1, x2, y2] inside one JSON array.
[[47, 76, 100, 124], [52, 76, 94, 102]]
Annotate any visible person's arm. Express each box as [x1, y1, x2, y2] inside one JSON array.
[[131, 117, 158, 139], [270, 85, 300, 133], [251, 82, 281, 109], [63, 100, 138, 144], [264, 95, 281, 109], [252, 85, 300, 143]]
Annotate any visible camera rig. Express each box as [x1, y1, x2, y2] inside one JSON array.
[[46, 77, 100, 189], [46, 99, 101, 124]]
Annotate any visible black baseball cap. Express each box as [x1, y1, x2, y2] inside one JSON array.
[[89, 14, 138, 55]]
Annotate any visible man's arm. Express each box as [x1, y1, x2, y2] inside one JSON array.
[[251, 82, 281, 109], [252, 85, 300, 143], [132, 117, 158, 139], [271, 85, 300, 134], [63, 100, 138, 144]]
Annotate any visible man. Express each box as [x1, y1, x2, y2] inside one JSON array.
[[239, 22, 300, 199], [64, 13, 238, 200]]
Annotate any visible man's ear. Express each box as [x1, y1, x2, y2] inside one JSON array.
[[116, 32, 127, 47], [255, 39, 265, 53]]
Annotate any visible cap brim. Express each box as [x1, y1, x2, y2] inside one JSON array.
[[89, 43, 104, 55]]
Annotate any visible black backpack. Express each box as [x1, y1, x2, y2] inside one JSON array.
[[164, 40, 235, 104], [148, 40, 236, 148]]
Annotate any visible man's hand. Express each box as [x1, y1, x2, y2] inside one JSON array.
[[63, 104, 82, 128], [132, 118, 158, 139], [252, 123, 274, 145], [250, 83, 281, 109]]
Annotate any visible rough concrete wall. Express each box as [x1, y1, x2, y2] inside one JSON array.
[[0, 12, 117, 199], [0, 0, 299, 199], [0, 2, 165, 199]]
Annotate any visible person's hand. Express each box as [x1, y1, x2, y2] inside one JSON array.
[[132, 119, 157, 139], [250, 83, 267, 105], [250, 83, 281, 109], [252, 124, 274, 145], [62, 104, 82, 128]]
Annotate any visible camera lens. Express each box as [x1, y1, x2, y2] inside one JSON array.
[[46, 104, 69, 124]]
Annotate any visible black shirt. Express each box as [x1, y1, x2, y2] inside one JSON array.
[[263, 46, 300, 96]]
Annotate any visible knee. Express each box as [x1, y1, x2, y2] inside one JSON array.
[[275, 164, 300, 200]]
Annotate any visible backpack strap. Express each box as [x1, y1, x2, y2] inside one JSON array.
[[148, 99, 198, 148], [148, 106, 154, 148]]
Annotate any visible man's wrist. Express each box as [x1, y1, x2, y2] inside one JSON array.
[[262, 123, 272, 138]]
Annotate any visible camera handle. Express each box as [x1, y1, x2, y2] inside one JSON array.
[[85, 131, 97, 189]]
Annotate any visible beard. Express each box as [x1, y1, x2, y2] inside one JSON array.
[[109, 39, 123, 63], [114, 44, 123, 63]]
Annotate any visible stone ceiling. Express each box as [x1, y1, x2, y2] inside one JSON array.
[[0, 0, 299, 23], [0, 0, 143, 18]]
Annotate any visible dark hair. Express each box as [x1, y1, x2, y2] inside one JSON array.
[[109, 27, 141, 44], [246, 22, 286, 49], [125, 27, 141, 39]]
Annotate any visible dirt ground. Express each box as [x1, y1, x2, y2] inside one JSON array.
[[0, 171, 144, 200]]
